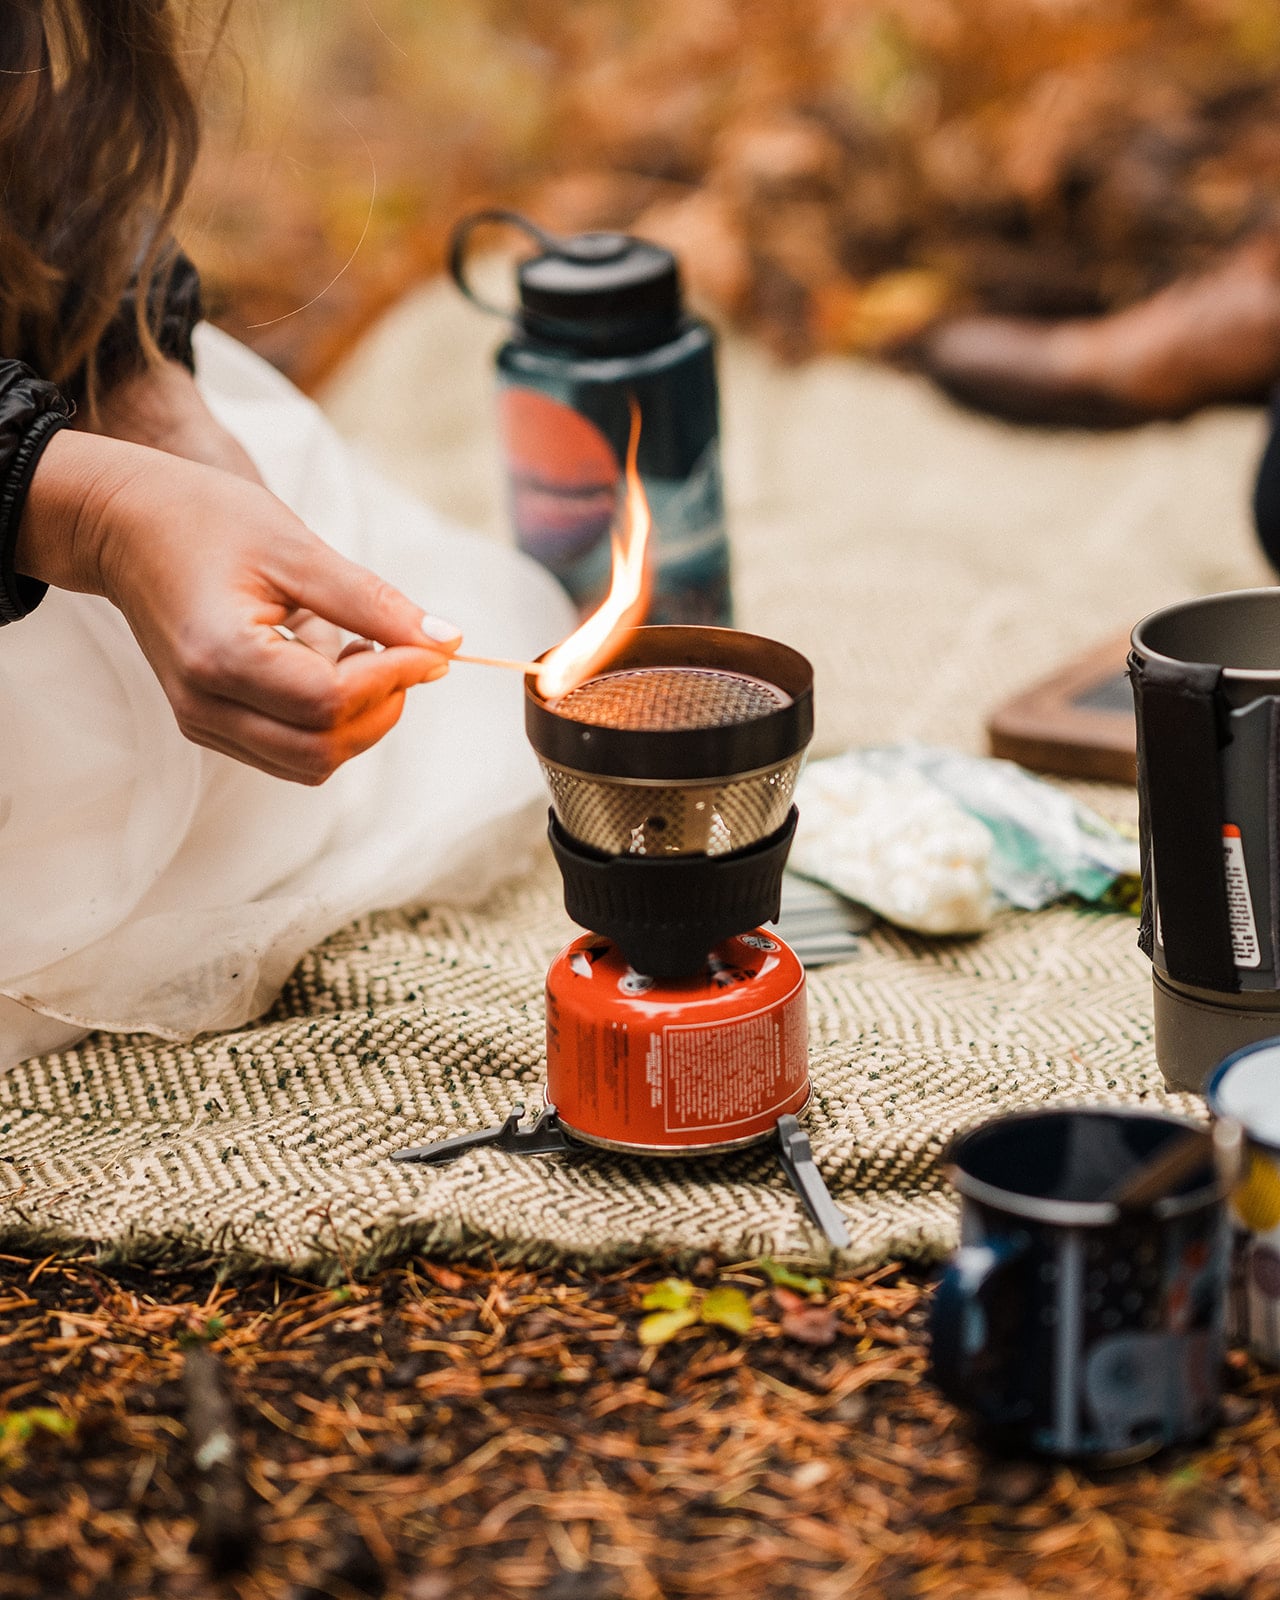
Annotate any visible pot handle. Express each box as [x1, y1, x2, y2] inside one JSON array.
[[929, 1238, 1030, 1425]]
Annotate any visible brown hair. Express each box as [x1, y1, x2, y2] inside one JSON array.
[[0, 1, 213, 408]]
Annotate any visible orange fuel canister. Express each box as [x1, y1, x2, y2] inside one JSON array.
[[545, 929, 810, 1154]]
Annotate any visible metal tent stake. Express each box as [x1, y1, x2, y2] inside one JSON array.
[[393, 1105, 850, 1250]]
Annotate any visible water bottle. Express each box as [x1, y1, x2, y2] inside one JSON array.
[[448, 209, 732, 626]]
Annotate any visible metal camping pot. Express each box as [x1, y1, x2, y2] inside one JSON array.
[[1132, 589, 1280, 1091]]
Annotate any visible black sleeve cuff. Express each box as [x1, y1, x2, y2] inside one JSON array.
[[0, 365, 73, 625], [75, 246, 205, 403]]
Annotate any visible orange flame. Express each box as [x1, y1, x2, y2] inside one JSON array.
[[535, 398, 653, 702]]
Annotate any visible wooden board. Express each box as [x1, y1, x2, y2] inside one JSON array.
[[986, 631, 1135, 784]]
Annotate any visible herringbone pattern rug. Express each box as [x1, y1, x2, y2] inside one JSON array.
[[0, 851, 1200, 1279], [2, 316, 1271, 1276]]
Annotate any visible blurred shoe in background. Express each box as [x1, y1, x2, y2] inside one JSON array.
[[912, 234, 1280, 428]]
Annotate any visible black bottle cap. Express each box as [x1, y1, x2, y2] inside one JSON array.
[[516, 233, 683, 353], [448, 210, 685, 355]]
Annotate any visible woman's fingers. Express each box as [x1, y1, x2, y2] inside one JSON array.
[[271, 538, 462, 654], [278, 608, 347, 661], [175, 680, 416, 785], [171, 630, 448, 733]]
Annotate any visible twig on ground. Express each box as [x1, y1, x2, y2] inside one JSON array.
[[182, 1343, 256, 1574]]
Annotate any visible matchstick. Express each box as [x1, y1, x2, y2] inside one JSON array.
[[274, 627, 541, 674], [452, 652, 542, 674]]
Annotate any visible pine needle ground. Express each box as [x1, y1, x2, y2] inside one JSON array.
[[2, 1252, 1278, 1599]]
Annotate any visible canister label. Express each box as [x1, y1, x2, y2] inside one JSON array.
[[656, 1002, 809, 1133]]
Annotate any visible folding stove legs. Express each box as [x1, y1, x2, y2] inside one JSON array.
[[394, 1106, 850, 1250]]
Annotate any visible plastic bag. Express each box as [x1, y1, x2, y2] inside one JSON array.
[[791, 744, 1139, 936]]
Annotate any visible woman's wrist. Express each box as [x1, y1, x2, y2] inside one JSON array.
[[14, 428, 153, 596]]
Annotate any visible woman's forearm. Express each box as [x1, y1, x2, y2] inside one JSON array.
[[19, 353, 265, 597]]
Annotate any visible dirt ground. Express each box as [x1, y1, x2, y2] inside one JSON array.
[[3, 1248, 1279, 1600]]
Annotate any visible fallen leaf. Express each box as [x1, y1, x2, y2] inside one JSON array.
[[812, 268, 953, 354], [638, 1307, 700, 1346], [759, 1259, 827, 1296], [780, 1305, 839, 1348], [642, 1278, 696, 1312], [699, 1286, 754, 1336], [0, 1407, 75, 1462]]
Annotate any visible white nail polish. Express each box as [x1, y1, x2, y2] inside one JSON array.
[[421, 615, 462, 645]]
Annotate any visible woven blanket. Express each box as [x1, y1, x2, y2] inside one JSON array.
[[1, 286, 1273, 1276], [0, 863, 1204, 1278]]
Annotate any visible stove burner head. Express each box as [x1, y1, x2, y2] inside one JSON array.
[[525, 627, 814, 977], [526, 628, 813, 859]]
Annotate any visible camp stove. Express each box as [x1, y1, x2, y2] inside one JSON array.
[[395, 626, 848, 1247]]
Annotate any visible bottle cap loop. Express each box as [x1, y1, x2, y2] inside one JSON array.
[[448, 208, 683, 354], [447, 209, 563, 321]]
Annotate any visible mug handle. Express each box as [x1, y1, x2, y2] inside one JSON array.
[[929, 1239, 1030, 1425]]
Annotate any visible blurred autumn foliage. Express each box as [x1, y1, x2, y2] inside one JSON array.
[[182, 0, 1280, 387]]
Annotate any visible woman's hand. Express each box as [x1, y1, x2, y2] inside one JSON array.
[[86, 360, 353, 660], [16, 429, 461, 785]]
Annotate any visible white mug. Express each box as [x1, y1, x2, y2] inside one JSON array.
[[1207, 1037, 1280, 1364]]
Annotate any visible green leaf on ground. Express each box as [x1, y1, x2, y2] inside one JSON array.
[[177, 1315, 228, 1349], [758, 1258, 828, 1296], [0, 1408, 74, 1459], [642, 1278, 696, 1312], [638, 1307, 700, 1346], [700, 1286, 755, 1335]]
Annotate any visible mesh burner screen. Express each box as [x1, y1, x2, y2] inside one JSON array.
[[538, 755, 803, 856], [526, 629, 813, 857], [555, 666, 790, 731]]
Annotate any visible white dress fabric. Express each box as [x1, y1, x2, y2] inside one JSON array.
[[0, 324, 576, 1072]]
